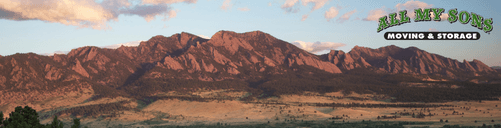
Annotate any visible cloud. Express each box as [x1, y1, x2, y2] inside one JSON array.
[[41, 51, 70, 56], [324, 7, 339, 21], [395, 0, 432, 13], [238, 7, 250, 12], [301, 0, 328, 12], [364, 0, 448, 22], [0, 0, 114, 29], [431, 12, 449, 21], [291, 40, 346, 54], [395, 0, 432, 19], [141, 0, 197, 4], [301, 14, 309, 21], [102, 40, 144, 49], [428, 28, 438, 32], [41, 40, 144, 55], [281, 0, 299, 13], [119, 4, 173, 22], [363, 7, 387, 21], [281, 0, 328, 13], [268, 2, 272, 6], [168, 10, 177, 19], [337, 9, 356, 23], [397, 0, 448, 21], [197, 35, 210, 39], [0, 0, 196, 30], [220, 0, 232, 11]]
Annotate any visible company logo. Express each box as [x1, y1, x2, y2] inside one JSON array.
[[377, 8, 493, 40]]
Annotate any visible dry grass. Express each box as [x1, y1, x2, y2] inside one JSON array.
[[2, 89, 501, 127]]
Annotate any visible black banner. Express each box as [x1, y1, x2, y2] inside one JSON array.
[[384, 32, 480, 40]]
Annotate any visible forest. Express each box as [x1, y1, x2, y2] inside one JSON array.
[[0, 106, 83, 128]]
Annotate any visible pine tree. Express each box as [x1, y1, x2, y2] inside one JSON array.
[[1, 106, 42, 128], [48, 115, 64, 128], [0, 111, 3, 125], [0, 106, 83, 128], [71, 118, 81, 128]]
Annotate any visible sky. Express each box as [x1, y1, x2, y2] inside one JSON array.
[[0, 0, 500, 66]]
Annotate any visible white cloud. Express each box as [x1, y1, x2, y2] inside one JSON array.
[[220, 0, 232, 11], [0, 0, 114, 29], [363, 7, 387, 21], [119, 4, 175, 22], [395, 0, 432, 19], [141, 0, 197, 4], [301, 0, 328, 12], [337, 9, 356, 23], [281, 0, 299, 13], [167, 10, 177, 20], [238, 7, 250, 12], [291, 40, 346, 54], [431, 11, 449, 21], [428, 28, 438, 32], [395, 0, 432, 13], [281, 0, 328, 13], [301, 14, 309, 21], [364, 0, 448, 22], [41, 51, 70, 56], [197, 35, 210, 39], [40, 40, 144, 56], [102, 40, 144, 49], [0, 0, 196, 30], [324, 7, 339, 21]]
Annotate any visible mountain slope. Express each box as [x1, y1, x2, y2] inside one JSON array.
[[323, 45, 498, 80], [0, 30, 499, 105], [0, 30, 344, 102]]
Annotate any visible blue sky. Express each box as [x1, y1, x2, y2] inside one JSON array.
[[0, 0, 500, 66]]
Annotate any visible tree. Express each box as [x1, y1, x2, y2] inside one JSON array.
[[0, 106, 83, 128], [48, 115, 64, 128], [71, 118, 81, 128], [1, 106, 42, 128], [0, 111, 3, 125]]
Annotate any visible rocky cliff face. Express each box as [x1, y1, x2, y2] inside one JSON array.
[[324, 45, 497, 79], [0, 30, 345, 104], [133, 30, 342, 82]]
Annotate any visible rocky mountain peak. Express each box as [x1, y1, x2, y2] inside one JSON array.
[[211, 30, 236, 39], [329, 45, 497, 78], [321, 50, 367, 70], [67, 46, 101, 59], [470, 59, 495, 72]]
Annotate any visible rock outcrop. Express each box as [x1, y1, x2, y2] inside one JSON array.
[[322, 50, 370, 70]]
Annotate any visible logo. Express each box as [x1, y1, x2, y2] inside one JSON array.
[[377, 8, 493, 40]]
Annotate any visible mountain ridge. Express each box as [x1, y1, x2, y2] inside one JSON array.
[[325, 45, 497, 79], [0, 30, 499, 105]]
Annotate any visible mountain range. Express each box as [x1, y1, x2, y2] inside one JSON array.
[[0, 30, 499, 104]]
